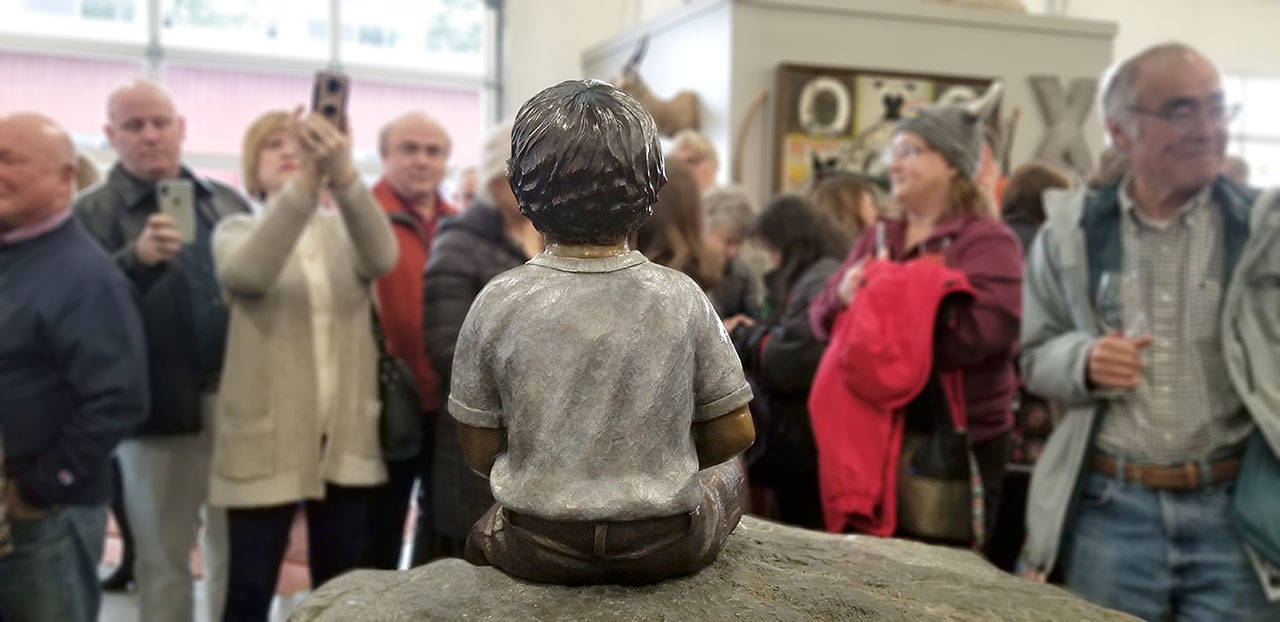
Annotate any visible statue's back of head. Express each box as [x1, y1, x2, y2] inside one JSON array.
[[508, 79, 667, 245]]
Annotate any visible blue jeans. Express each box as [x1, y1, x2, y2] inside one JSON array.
[[1063, 469, 1279, 621], [0, 505, 105, 622]]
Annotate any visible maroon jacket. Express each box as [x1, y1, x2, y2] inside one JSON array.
[[809, 259, 974, 534], [809, 213, 1023, 443]]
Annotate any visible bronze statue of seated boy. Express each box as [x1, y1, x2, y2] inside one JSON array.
[[449, 79, 755, 585]]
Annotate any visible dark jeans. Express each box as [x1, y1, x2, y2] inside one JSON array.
[[362, 455, 423, 569], [412, 411, 492, 565], [223, 484, 368, 622], [363, 413, 435, 570], [0, 506, 105, 622]]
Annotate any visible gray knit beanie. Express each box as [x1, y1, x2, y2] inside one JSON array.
[[893, 81, 1003, 180]]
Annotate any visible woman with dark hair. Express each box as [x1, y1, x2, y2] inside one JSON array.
[[635, 160, 722, 291], [728, 195, 844, 529], [999, 162, 1072, 255]]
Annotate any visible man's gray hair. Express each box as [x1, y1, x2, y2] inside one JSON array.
[[702, 185, 756, 234], [1098, 42, 1211, 134]]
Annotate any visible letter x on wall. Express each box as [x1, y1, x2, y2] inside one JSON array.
[[1030, 75, 1097, 173]]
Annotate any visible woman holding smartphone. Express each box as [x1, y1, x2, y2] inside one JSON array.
[[211, 108, 396, 621]]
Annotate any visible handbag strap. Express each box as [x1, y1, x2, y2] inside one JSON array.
[[367, 288, 390, 359], [938, 370, 968, 432]]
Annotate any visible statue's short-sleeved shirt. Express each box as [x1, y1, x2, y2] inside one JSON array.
[[448, 251, 753, 521]]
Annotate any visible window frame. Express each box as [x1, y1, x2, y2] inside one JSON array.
[[2, 0, 498, 107], [1224, 73, 1280, 187]]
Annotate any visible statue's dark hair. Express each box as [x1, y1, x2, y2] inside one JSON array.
[[508, 80, 666, 244]]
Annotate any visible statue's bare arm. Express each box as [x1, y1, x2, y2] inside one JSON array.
[[692, 406, 755, 470], [459, 423, 507, 478]]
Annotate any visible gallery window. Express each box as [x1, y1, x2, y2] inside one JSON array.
[[1225, 75, 1280, 186], [0, 0, 493, 186]]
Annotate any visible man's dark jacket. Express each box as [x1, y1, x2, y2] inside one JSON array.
[[0, 217, 149, 507], [74, 164, 249, 436]]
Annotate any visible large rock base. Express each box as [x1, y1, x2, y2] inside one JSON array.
[[290, 516, 1132, 621]]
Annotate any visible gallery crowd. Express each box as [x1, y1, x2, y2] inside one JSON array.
[[0, 40, 1277, 622]]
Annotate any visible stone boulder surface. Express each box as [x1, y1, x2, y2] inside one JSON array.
[[290, 516, 1133, 621]]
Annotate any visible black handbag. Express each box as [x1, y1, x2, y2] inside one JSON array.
[[371, 306, 424, 462], [896, 371, 984, 548]]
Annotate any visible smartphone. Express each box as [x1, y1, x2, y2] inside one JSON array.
[[156, 179, 196, 244], [311, 69, 350, 128]]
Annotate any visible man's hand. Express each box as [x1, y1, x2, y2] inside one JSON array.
[[836, 257, 868, 306], [134, 212, 183, 266], [5, 483, 47, 522], [723, 314, 754, 334], [1087, 334, 1153, 389]]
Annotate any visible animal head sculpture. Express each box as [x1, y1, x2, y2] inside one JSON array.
[[612, 35, 701, 138]]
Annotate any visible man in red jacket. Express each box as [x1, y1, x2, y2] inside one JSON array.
[[364, 111, 458, 569]]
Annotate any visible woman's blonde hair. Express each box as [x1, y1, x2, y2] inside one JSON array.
[[74, 153, 101, 191], [240, 110, 291, 200], [671, 129, 718, 173]]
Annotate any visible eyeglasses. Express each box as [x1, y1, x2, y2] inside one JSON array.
[[881, 143, 933, 163], [1127, 102, 1241, 133]]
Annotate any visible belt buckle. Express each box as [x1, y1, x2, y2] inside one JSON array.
[[1182, 462, 1201, 489]]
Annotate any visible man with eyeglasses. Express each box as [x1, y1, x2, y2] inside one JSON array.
[[1019, 42, 1280, 620], [366, 112, 459, 568]]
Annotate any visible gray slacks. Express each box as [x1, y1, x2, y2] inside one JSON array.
[[117, 392, 228, 622]]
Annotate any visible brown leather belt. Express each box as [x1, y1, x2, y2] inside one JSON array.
[[1091, 454, 1240, 490]]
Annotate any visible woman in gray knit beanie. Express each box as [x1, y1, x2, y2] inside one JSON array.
[[808, 82, 1027, 551]]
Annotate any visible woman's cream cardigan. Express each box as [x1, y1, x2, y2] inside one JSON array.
[[209, 178, 397, 508]]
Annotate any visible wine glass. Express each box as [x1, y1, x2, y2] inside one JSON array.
[[1095, 271, 1124, 335], [1093, 270, 1149, 399]]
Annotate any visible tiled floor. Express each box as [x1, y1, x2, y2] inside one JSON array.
[[99, 508, 318, 622], [98, 502, 417, 621], [100, 582, 309, 622]]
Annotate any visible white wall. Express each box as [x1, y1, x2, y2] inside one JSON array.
[[1028, 0, 1280, 78], [506, 0, 1280, 118], [501, 1, 631, 118], [581, 1, 734, 174], [501, 0, 687, 118]]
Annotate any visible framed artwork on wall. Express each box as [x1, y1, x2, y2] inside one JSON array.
[[773, 63, 997, 193]]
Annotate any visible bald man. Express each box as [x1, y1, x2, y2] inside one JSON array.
[[0, 113, 148, 622], [364, 111, 458, 569], [73, 79, 246, 622]]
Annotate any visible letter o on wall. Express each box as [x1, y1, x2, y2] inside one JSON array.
[[798, 76, 851, 136]]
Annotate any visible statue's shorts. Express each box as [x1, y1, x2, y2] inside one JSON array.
[[464, 459, 746, 585]]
